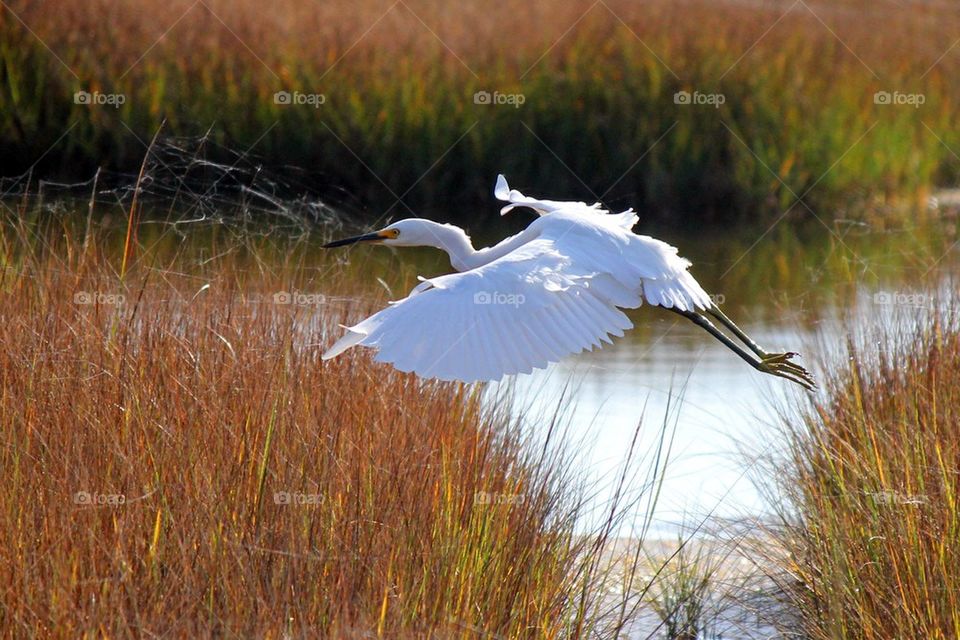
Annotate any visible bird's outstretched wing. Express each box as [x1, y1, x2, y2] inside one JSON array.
[[494, 174, 638, 230], [322, 238, 634, 382]]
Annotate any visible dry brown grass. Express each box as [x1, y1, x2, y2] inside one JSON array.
[[0, 209, 652, 638], [3, 0, 958, 220], [764, 302, 960, 639]]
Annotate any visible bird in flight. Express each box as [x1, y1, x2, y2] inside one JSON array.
[[321, 176, 815, 390]]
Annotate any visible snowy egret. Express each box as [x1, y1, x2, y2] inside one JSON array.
[[321, 176, 815, 390]]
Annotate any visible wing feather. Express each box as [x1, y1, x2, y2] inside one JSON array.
[[516, 321, 560, 365], [495, 174, 638, 229], [324, 237, 634, 382], [582, 289, 632, 339], [526, 210, 711, 312], [528, 312, 568, 360], [559, 294, 606, 350], [545, 299, 594, 354], [534, 309, 573, 356], [485, 312, 519, 375], [465, 313, 495, 380]]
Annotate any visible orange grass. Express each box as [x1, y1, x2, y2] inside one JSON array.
[[0, 210, 654, 637], [765, 303, 960, 639], [2, 0, 958, 221]]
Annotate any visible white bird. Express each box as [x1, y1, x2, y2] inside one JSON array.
[[321, 176, 815, 390]]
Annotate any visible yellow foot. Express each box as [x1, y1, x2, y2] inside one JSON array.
[[758, 352, 817, 390]]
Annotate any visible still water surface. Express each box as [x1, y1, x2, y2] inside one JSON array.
[[402, 216, 958, 533], [63, 202, 957, 534]]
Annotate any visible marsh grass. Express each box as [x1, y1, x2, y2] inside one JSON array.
[[643, 537, 724, 640], [2, 0, 959, 223], [761, 302, 960, 639], [0, 204, 666, 637]]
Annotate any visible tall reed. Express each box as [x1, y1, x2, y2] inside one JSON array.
[[1, 0, 957, 224], [0, 209, 657, 637], [764, 302, 960, 639]]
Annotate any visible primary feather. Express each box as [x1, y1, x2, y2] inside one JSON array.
[[494, 174, 639, 230]]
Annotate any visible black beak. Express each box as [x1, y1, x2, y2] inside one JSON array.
[[322, 231, 384, 248]]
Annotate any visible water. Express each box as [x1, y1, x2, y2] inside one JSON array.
[[28, 200, 958, 535], [456, 217, 959, 533], [492, 307, 824, 532], [339, 212, 959, 534]]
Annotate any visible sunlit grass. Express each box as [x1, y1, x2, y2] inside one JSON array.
[[763, 301, 960, 639], [645, 537, 725, 639], [1, 0, 958, 222], [0, 209, 665, 637]]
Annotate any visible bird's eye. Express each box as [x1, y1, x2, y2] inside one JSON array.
[[389, 229, 400, 238]]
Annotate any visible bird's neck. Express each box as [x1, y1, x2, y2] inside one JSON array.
[[420, 224, 476, 271], [426, 223, 536, 272]]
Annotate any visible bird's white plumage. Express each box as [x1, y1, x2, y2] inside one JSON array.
[[330, 239, 629, 381], [323, 208, 711, 383], [494, 174, 639, 230]]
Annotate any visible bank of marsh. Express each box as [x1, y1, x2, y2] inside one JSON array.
[[2, 0, 958, 223]]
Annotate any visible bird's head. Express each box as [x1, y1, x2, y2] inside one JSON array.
[[322, 218, 453, 249]]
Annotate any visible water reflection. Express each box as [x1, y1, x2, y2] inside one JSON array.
[[54, 207, 958, 533], [490, 311, 830, 532], [458, 219, 958, 533], [321, 215, 958, 532]]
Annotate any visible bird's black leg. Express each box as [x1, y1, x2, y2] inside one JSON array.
[[664, 306, 816, 390], [705, 305, 814, 382], [668, 308, 763, 368], [706, 305, 777, 359]]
